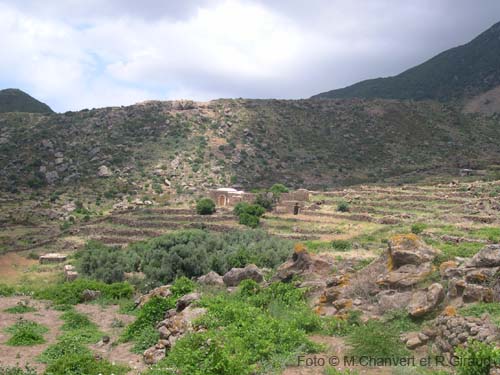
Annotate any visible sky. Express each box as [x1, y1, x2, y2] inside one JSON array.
[[1, 0, 499, 112]]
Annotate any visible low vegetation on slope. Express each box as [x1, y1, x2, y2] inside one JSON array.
[[78, 229, 292, 286]]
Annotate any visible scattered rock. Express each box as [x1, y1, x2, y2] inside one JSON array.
[[388, 234, 439, 268], [97, 165, 112, 177], [176, 292, 201, 312], [197, 271, 224, 286], [407, 283, 444, 317], [81, 289, 102, 302], [273, 245, 334, 282], [223, 264, 264, 286]]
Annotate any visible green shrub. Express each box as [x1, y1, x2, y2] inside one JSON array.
[[131, 325, 160, 354], [44, 353, 128, 375], [80, 230, 292, 286], [322, 310, 361, 336], [456, 340, 500, 375], [196, 198, 216, 215], [38, 335, 92, 364], [4, 304, 36, 314], [346, 320, 409, 359], [34, 279, 133, 305], [337, 201, 350, 212], [0, 284, 15, 296], [269, 183, 289, 194], [254, 193, 274, 211], [5, 320, 48, 346], [411, 223, 427, 235], [147, 281, 321, 375], [238, 212, 260, 228], [234, 203, 266, 228], [331, 240, 352, 251]]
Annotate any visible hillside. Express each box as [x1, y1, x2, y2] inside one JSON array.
[[1, 98, 499, 196], [312, 21, 500, 103], [0, 88, 53, 114]]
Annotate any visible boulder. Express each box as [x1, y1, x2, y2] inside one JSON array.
[[273, 245, 334, 282], [407, 283, 444, 317], [143, 346, 165, 365], [223, 264, 263, 286], [466, 245, 500, 268], [377, 290, 413, 314], [135, 285, 172, 308], [197, 271, 224, 286], [377, 262, 433, 289], [176, 292, 201, 312], [97, 165, 112, 178], [388, 234, 439, 268]]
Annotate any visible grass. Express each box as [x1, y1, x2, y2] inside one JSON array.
[[4, 304, 37, 314], [4, 320, 48, 346], [459, 303, 500, 326], [0, 365, 37, 375]]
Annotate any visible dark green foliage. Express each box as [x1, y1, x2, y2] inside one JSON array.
[[234, 202, 266, 228], [331, 240, 352, 251], [313, 22, 500, 101], [80, 230, 292, 286], [411, 223, 427, 235], [196, 198, 216, 215], [44, 353, 128, 375], [456, 340, 500, 375], [79, 241, 133, 283], [131, 325, 160, 354], [269, 183, 289, 194], [146, 281, 321, 375], [34, 279, 133, 306], [253, 193, 274, 211], [4, 320, 48, 346], [337, 201, 350, 212], [346, 319, 409, 359], [0, 284, 15, 296]]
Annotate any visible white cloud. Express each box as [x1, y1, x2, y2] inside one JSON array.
[[0, 0, 499, 111]]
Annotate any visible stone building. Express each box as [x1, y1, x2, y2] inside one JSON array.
[[209, 188, 255, 207]]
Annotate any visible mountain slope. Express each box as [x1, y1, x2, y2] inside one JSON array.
[[0, 99, 499, 194], [312, 22, 500, 101], [0, 89, 53, 114]]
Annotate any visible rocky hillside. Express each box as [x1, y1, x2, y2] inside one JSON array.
[[312, 22, 500, 104], [0, 89, 53, 114], [1, 98, 500, 195]]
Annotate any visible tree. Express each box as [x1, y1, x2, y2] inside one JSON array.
[[196, 198, 216, 215]]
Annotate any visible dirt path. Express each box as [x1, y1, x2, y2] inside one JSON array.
[[0, 296, 62, 372], [76, 304, 146, 374]]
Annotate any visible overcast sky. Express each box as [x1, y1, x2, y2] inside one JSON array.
[[1, 0, 499, 112]]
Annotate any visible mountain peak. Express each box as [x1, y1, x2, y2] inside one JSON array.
[[0, 88, 53, 114], [312, 21, 500, 102]]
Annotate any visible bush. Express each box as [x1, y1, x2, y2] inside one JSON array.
[[146, 281, 321, 375], [269, 183, 289, 194], [4, 320, 48, 346], [234, 203, 266, 228], [254, 193, 274, 211], [34, 279, 133, 306], [337, 201, 350, 212], [456, 340, 500, 375], [411, 223, 427, 235], [346, 320, 409, 359], [38, 335, 92, 364], [196, 198, 216, 215], [331, 240, 352, 251], [44, 353, 128, 375], [80, 230, 292, 286]]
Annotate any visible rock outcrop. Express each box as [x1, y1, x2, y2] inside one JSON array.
[[223, 264, 264, 286], [197, 271, 224, 286]]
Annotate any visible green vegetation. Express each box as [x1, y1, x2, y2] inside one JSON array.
[[196, 198, 216, 215], [459, 303, 500, 326], [324, 368, 359, 375], [34, 278, 133, 306], [0, 284, 16, 296], [80, 230, 292, 286], [411, 223, 427, 235], [44, 353, 128, 375], [456, 340, 500, 375], [337, 201, 350, 212], [269, 183, 289, 194], [331, 239, 352, 251], [0, 366, 37, 375], [146, 280, 322, 375], [346, 319, 409, 360], [4, 320, 48, 346], [4, 304, 37, 314], [122, 277, 195, 353], [234, 202, 266, 228]]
